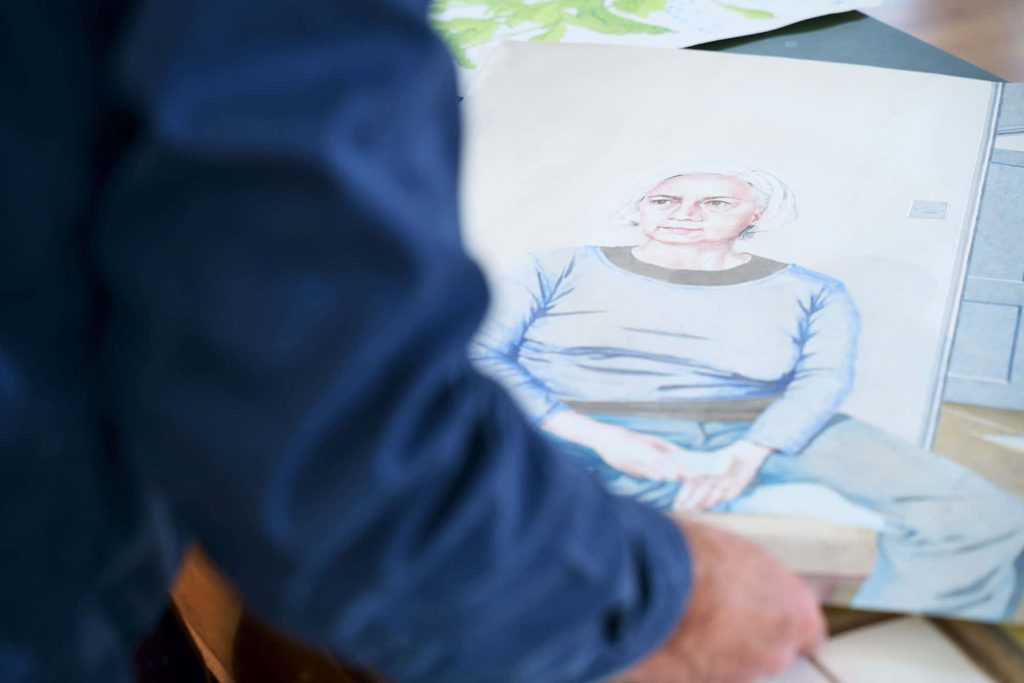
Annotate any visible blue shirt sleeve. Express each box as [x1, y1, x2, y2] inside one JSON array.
[[94, 2, 690, 681]]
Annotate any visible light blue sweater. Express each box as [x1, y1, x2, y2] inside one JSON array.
[[471, 246, 860, 454]]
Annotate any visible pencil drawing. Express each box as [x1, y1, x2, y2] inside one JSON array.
[[471, 169, 1024, 620]]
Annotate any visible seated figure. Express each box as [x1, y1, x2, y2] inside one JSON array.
[[471, 168, 1024, 621]]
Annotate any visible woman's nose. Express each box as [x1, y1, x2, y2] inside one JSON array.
[[672, 202, 702, 220]]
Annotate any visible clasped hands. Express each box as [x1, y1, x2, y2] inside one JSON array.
[[540, 411, 773, 512], [595, 426, 771, 512]]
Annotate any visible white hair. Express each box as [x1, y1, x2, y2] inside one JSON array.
[[616, 166, 798, 239]]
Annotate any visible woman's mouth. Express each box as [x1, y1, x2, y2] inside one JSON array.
[[658, 225, 703, 233]]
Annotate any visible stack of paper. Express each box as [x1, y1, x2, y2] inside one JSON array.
[[763, 618, 994, 682]]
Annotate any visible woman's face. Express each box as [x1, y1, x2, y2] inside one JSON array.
[[638, 174, 763, 246]]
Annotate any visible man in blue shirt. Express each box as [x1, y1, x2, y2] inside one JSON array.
[[0, 2, 823, 681]]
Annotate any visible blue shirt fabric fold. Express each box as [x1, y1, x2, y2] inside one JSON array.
[[0, 2, 689, 681]]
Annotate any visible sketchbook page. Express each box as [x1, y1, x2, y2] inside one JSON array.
[[461, 41, 996, 446], [458, 41, 1024, 623], [816, 618, 993, 682], [431, 0, 881, 84]]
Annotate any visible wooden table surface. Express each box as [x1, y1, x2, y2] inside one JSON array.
[[865, 0, 1024, 80]]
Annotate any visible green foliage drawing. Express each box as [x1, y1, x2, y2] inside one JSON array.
[[713, 2, 775, 20], [430, 1, 672, 68]]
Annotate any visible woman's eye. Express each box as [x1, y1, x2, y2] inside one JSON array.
[[650, 199, 669, 205], [705, 200, 731, 208]]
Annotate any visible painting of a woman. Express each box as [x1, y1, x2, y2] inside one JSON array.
[[471, 169, 1024, 620]]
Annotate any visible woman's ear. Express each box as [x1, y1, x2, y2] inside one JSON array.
[[739, 212, 763, 240], [739, 214, 762, 239]]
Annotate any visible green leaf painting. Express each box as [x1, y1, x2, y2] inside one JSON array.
[[713, 2, 776, 20], [431, 1, 672, 68]]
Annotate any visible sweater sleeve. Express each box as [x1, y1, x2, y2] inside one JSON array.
[[470, 253, 571, 422], [94, 2, 690, 681], [745, 278, 860, 454]]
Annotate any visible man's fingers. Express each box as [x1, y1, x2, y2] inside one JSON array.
[[790, 577, 828, 654], [628, 520, 830, 683], [800, 603, 828, 655]]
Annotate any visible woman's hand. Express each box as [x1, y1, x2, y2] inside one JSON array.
[[589, 424, 706, 482], [672, 440, 773, 513], [540, 411, 716, 482]]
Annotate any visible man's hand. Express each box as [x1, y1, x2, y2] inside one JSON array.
[[626, 520, 826, 683], [672, 441, 772, 512]]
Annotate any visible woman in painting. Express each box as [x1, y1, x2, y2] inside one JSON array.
[[471, 168, 1024, 620]]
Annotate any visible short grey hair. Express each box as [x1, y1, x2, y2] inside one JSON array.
[[618, 166, 798, 238]]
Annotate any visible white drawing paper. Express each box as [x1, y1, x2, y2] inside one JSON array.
[[460, 43, 1024, 621], [815, 618, 993, 682], [462, 42, 996, 446], [431, 0, 882, 82], [759, 618, 994, 682]]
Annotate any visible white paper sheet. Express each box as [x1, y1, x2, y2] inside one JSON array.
[[815, 618, 993, 682], [432, 0, 881, 86], [461, 42, 996, 446], [459, 42, 1024, 622], [760, 618, 995, 682]]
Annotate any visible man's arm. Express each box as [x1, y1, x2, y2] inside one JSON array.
[[93, 1, 690, 680]]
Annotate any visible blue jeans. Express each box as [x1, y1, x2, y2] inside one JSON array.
[[546, 414, 1024, 621]]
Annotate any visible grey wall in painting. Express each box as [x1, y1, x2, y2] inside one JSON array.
[[945, 146, 1024, 410]]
